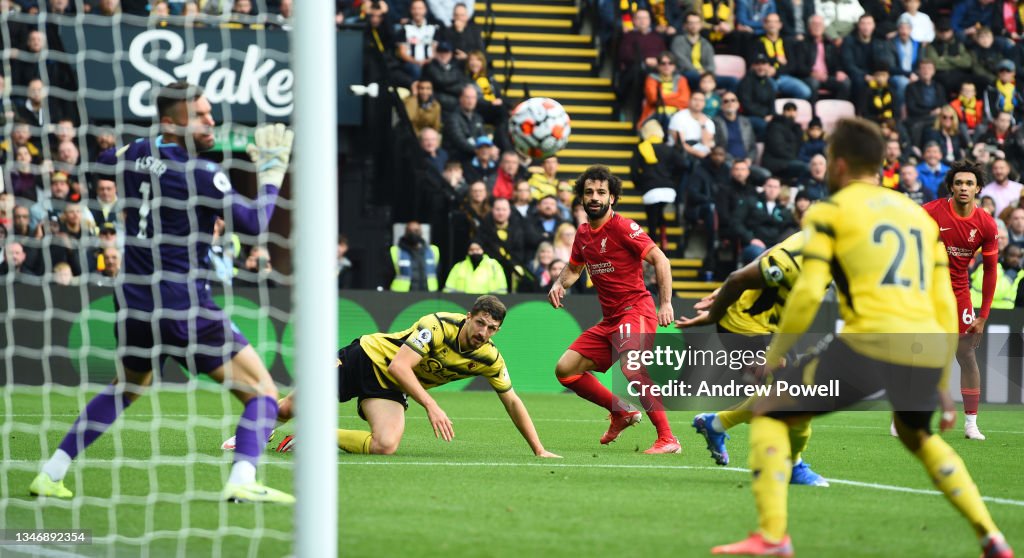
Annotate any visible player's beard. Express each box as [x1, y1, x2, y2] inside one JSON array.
[[585, 201, 610, 219]]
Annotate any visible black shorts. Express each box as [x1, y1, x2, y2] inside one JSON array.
[[716, 323, 771, 353], [337, 340, 409, 420], [765, 336, 941, 429]]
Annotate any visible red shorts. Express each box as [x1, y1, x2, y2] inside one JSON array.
[[955, 290, 975, 336], [568, 312, 657, 372]]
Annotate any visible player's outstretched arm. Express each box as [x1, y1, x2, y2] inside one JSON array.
[[229, 124, 295, 235], [388, 345, 455, 442], [496, 388, 561, 458], [676, 257, 764, 329], [548, 262, 584, 309], [644, 246, 675, 326]]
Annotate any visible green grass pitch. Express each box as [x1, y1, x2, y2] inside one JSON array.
[[1, 388, 1022, 557]]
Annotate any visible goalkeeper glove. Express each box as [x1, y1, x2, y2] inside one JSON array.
[[246, 123, 294, 189]]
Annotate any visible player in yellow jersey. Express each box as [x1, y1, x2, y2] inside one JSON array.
[[676, 232, 827, 487], [222, 296, 560, 458], [712, 118, 1013, 558]]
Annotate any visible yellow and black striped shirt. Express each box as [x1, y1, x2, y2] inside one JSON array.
[[359, 312, 512, 392]]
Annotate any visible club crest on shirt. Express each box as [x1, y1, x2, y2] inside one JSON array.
[[969, 228, 978, 243], [600, 238, 608, 253]]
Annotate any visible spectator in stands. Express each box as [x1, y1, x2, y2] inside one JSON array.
[[950, 82, 983, 138], [819, 0, 865, 41], [632, 119, 686, 248], [735, 0, 777, 36], [717, 158, 753, 242], [337, 235, 352, 289], [637, 51, 689, 130], [463, 136, 498, 189], [552, 221, 576, 265], [49, 201, 91, 276], [982, 158, 1023, 218], [1, 121, 41, 163], [925, 17, 975, 96], [685, 145, 730, 267], [528, 156, 564, 201], [970, 27, 1003, 86], [797, 14, 852, 102], [971, 141, 999, 173], [478, 197, 528, 289], [902, 0, 934, 43], [798, 153, 828, 200], [404, 80, 442, 134], [390, 220, 440, 291], [670, 12, 718, 92], [866, 61, 895, 122], [419, 127, 447, 174], [732, 176, 797, 263], [99, 245, 121, 281], [444, 240, 508, 294], [713, 92, 756, 163], [8, 145, 41, 202], [17, 78, 59, 135], [970, 243, 1022, 309], [668, 91, 715, 163], [699, 72, 723, 117], [54, 139, 79, 176], [862, 0, 904, 39], [616, 9, 666, 119], [886, 14, 920, 115], [29, 171, 70, 232], [905, 58, 946, 126], [88, 223, 117, 274], [444, 84, 485, 162], [984, 59, 1024, 122], [842, 14, 892, 113], [89, 178, 119, 229], [777, 0, 813, 39], [798, 116, 826, 162], [428, 0, 473, 28], [51, 261, 74, 285], [443, 160, 468, 198], [11, 205, 32, 239], [762, 102, 807, 183], [97, 0, 122, 17], [699, 0, 738, 54], [793, 189, 813, 226], [0, 240, 28, 277], [980, 195, 998, 217], [397, 0, 439, 80], [899, 164, 934, 205], [881, 138, 903, 189], [924, 105, 970, 162], [0, 192, 11, 232], [953, 0, 998, 44], [753, 13, 813, 100], [976, 110, 1015, 153], [424, 41, 467, 114], [512, 179, 534, 219], [440, 2, 482, 61], [466, 50, 507, 148], [528, 241, 555, 290], [492, 150, 526, 200], [916, 141, 950, 197], [525, 195, 565, 249], [737, 54, 776, 139], [1006, 207, 1024, 249], [555, 183, 573, 221], [457, 180, 491, 245]]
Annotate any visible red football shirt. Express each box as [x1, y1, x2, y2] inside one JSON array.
[[922, 198, 999, 294], [570, 212, 657, 318]]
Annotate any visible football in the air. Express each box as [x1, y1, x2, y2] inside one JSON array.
[[508, 97, 571, 159]]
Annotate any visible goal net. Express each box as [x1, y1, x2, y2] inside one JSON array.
[[0, 4, 335, 555]]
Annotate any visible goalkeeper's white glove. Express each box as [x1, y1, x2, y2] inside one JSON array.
[[246, 123, 294, 189]]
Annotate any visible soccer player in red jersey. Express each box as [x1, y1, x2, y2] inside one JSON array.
[[547, 165, 680, 454], [921, 160, 999, 440]]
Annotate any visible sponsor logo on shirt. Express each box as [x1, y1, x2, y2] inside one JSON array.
[[588, 262, 616, 276]]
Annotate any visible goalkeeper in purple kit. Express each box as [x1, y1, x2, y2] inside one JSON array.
[[30, 82, 296, 504]]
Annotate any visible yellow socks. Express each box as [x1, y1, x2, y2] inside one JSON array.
[[337, 429, 373, 454], [914, 434, 998, 537], [718, 396, 757, 430], [788, 418, 812, 464], [749, 416, 792, 543]]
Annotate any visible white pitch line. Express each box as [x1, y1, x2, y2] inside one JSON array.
[[1, 546, 91, 558], [4, 458, 1023, 508]]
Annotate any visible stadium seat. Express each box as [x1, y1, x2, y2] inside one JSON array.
[[815, 99, 856, 134], [714, 54, 746, 80], [775, 98, 813, 128]]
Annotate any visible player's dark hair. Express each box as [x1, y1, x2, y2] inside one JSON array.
[[827, 118, 885, 177], [471, 295, 507, 323], [156, 81, 205, 120], [573, 164, 622, 205], [943, 159, 987, 192]]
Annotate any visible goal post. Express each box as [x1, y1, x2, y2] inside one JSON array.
[[291, 2, 339, 557]]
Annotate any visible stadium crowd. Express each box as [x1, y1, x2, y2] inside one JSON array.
[[2, 0, 1024, 306]]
